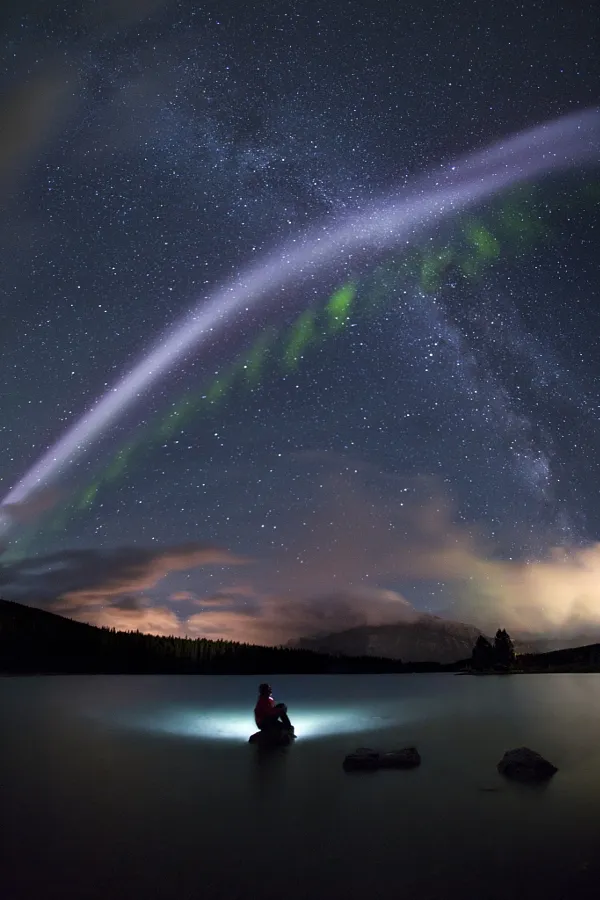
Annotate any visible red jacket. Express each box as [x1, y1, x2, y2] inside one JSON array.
[[255, 694, 276, 727]]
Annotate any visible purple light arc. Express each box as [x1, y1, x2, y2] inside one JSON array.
[[1, 108, 598, 531]]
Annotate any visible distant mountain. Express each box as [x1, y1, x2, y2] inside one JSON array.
[[292, 614, 600, 664], [293, 614, 485, 664]]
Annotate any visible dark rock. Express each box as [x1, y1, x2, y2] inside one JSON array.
[[248, 729, 295, 747], [378, 747, 421, 769], [497, 747, 558, 782], [343, 746, 420, 772], [342, 748, 381, 771]]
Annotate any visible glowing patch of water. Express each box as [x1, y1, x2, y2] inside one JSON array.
[[133, 706, 395, 741]]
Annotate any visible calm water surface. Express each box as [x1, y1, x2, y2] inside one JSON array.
[[2, 673, 600, 900]]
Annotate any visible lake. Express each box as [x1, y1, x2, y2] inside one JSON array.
[[2, 673, 600, 900]]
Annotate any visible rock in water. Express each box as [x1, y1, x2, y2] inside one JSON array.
[[248, 729, 295, 747], [343, 746, 421, 771], [497, 747, 558, 782], [342, 748, 381, 771], [379, 747, 421, 769]]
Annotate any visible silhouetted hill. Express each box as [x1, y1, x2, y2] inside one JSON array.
[[519, 642, 600, 672], [293, 614, 484, 664], [0, 599, 407, 675]]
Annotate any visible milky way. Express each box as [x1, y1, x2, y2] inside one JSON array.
[[3, 108, 597, 525], [1, 1, 599, 638]]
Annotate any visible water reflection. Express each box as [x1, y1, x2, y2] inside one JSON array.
[[250, 740, 291, 795], [8, 675, 600, 900]]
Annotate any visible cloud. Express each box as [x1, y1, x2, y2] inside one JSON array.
[[189, 584, 261, 608], [178, 533, 600, 644], [247, 464, 485, 599], [0, 2, 171, 196], [179, 459, 600, 642], [111, 594, 145, 611], [313, 468, 600, 635], [82, 599, 183, 637], [446, 544, 600, 636], [184, 587, 419, 645], [64, 544, 247, 608], [0, 68, 76, 193], [0, 542, 247, 611], [2, 487, 62, 525], [5, 459, 600, 643], [169, 591, 198, 603]]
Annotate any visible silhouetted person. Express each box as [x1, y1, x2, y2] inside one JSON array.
[[254, 683, 295, 735]]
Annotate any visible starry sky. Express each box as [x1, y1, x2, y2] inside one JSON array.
[[1, 0, 599, 643]]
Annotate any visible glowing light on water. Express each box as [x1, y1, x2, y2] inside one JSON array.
[[135, 707, 387, 741], [1, 108, 598, 528]]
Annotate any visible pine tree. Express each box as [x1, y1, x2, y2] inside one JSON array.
[[494, 629, 516, 669], [471, 635, 495, 670]]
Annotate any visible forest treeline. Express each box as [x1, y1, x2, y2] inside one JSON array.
[[3, 598, 600, 674], [469, 628, 600, 674], [0, 599, 409, 675]]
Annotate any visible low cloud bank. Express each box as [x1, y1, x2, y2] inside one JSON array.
[[0, 543, 245, 636], [4, 463, 600, 642]]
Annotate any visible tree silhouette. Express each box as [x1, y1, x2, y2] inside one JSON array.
[[494, 628, 516, 668], [471, 629, 515, 671], [471, 635, 495, 670]]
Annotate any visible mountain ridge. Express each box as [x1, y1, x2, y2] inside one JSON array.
[[291, 613, 598, 663], [291, 613, 484, 664]]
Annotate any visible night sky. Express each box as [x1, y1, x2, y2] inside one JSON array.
[[1, 0, 599, 643]]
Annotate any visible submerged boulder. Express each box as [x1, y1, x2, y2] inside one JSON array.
[[379, 747, 421, 769], [343, 746, 421, 772], [342, 748, 381, 771], [249, 729, 295, 748], [497, 747, 558, 782]]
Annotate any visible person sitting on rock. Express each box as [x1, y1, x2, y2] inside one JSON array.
[[254, 683, 295, 736]]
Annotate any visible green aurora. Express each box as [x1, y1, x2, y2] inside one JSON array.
[[4, 177, 597, 561]]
